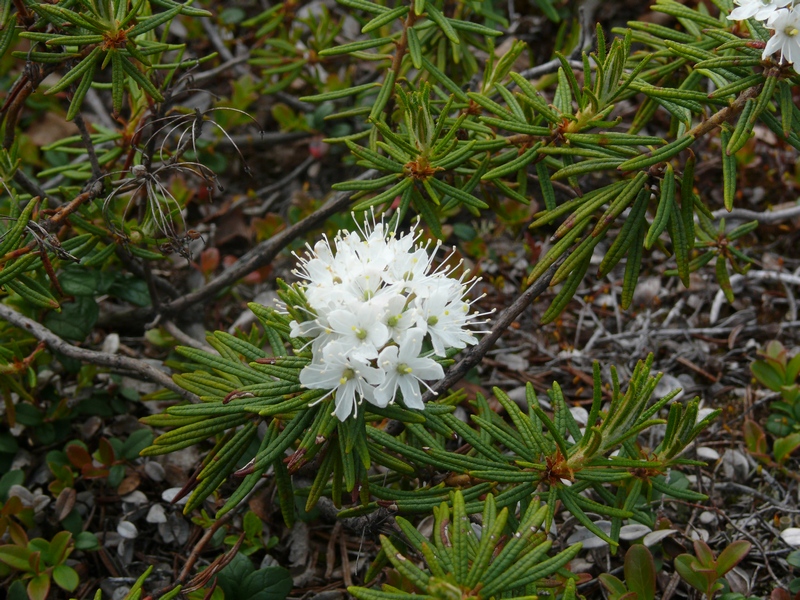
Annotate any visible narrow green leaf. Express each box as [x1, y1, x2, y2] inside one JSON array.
[[319, 37, 393, 56], [780, 80, 793, 137], [536, 161, 556, 211], [380, 535, 431, 589], [558, 488, 617, 547], [300, 82, 380, 102], [128, 4, 183, 37], [541, 257, 589, 324], [720, 127, 736, 211], [337, 0, 390, 14], [553, 234, 601, 286], [599, 186, 649, 277], [667, 198, 690, 287], [45, 47, 102, 95], [621, 227, 645, 309], [362, 5, 408, 32], [552, 157, 624, 181], [425, 3, 459, 44], [407, 27, 423, 69], [420, 57, 469, 101], [352, 178, 414, 211], [716, 257, 734, 303], [726, 98, 757, 155], [427, 178, 488, 209], [119, 57, 163, 102], [618, 135, 694, 171], [482, 144, 541, 180], [111, 51, 125, 113], [591, 172, 648, 237], [7, 275, 59, 309], [645, 164, 674, 249], [369, 71, 397, 121]]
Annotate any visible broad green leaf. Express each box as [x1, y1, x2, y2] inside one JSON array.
[[774, 432, 800, 463], [240, 565, 293, 600], [715, 540, 751, 575], [0, 545, 33, 571], [751, 360, 784, 392], [624, 545, 656, 600], [27, 574, 50, 600], [44, 296, 99, 341], [53, 565, 79, 592]]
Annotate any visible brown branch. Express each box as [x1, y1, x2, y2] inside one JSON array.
[[391, 10, 417, 79], [12, 171, 48, 202], [48, 180, 104, 229], [0, 303, 199, 402], [147, 477, 270, 600], [424, 260, 561, 399], [687, 81, 764, 139], [73, 112, 103, 181], [151, 169, 378, 318]]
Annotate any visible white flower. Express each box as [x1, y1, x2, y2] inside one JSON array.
[[299, 342, 385, 420], [382, 294, 416, 343], [728, 0, 792, 22], [286, 215, 489, 420], [326, 303, 389, 359], [383, 246, 437, 290], [374, 328, 444, 409], [414, 289, 479, 356], [763, 7, 800, 71]]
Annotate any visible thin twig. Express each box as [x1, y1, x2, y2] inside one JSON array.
[[589, 319, 800, 345], [84, 88, 118, 130], [202, 18, 249, 77], [13, 170, 49, 202], [215, 131, 311, 150], [518, 57, 586, 80], [163, 320, 215, 353], [715, 482, 797, 511], [73, 111, 103, 181], [0, 303, 198, 402], [253, 155, 315, 199], [688, 81, 764, 139], [149, 477, 270, 599], [425, 261, 561, 399], [191, 55, 251, 84], [116, 170, 378, 323], [710, 270, 800, 324], [712, 202, 800, 224]]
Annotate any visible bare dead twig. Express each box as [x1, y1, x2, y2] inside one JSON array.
[[425, 261, 561, 399], [163, 320, 215, 353], [0, 303, 199, 402], [712, 202, 800, 224], [254, 155, 316, 199], [13, 170, 49, 203], [191, 55, 251, 84], [113, 170, 378, 324], [73, 111, 103, 181], [202, 18, 248, 76], [710, 270, 800, 323], [149, 478, 270, 599], [215, 130, 312, 150]]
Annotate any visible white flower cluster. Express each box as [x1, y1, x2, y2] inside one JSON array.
[[286, 218, 486, 421], [729, 0, 800, 72]]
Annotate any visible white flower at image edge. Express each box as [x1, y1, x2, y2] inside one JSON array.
[[728, 0, 792, 22], [299, 341, 385, 420], [763, 7, 800, 71], [374, 328, 445, 409]]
